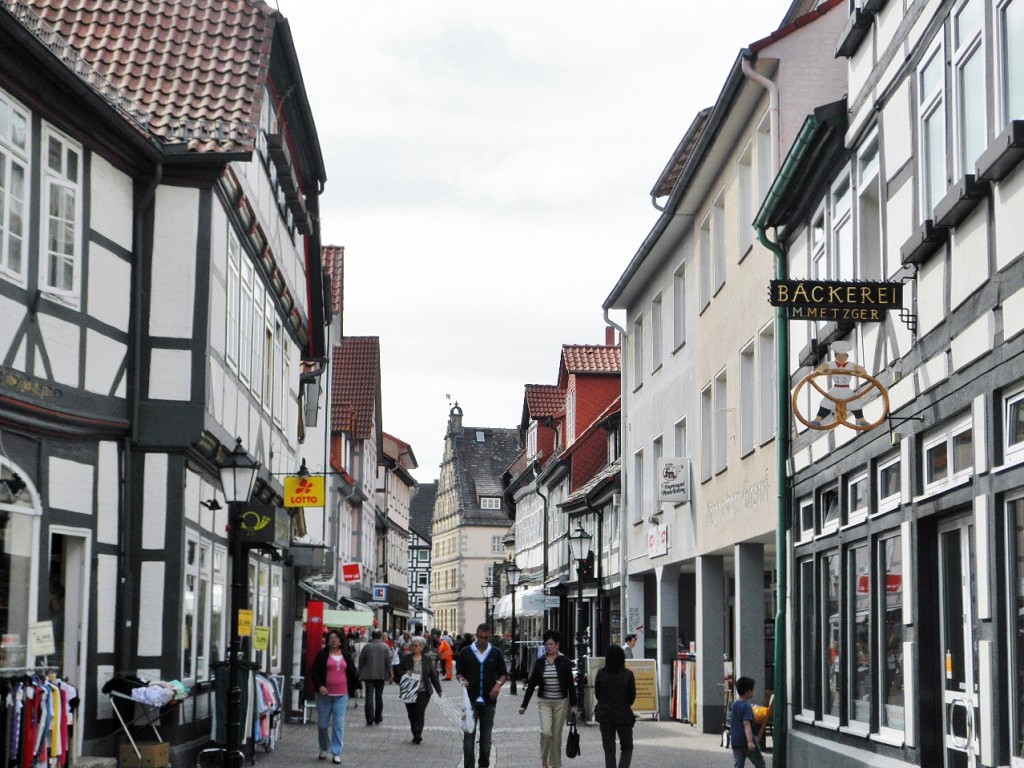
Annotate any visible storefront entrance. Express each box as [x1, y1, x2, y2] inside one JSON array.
[[938, 515, 980, 768]]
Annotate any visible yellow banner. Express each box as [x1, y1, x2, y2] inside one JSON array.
[[626, 659, 659, 714], [284, 475, 325, 507], [252, 626, 270, 651], [238, 609, 254, 637]]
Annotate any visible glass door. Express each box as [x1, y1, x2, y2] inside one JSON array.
[[939, 516, 979, 768]]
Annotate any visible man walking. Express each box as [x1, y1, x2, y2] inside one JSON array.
[[456, 623, 508, 768], [358, 629, 394, 725]]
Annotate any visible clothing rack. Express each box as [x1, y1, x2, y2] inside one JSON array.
[[102, 673, 191, 765], [1, 669, 78, 768]]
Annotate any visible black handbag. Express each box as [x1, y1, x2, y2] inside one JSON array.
[[565, 713, 580, 759]]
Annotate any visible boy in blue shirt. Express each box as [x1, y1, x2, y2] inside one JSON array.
[[729, 676, 766, 768]]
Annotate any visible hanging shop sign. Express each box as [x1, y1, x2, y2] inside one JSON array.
[[371, 583, 389, 603], [658, 458, 690, 502], [284, 475, 325, 507], [340, 562, 362, 582], [237, 502, 290, 549], [769, 279, 902, 322], [791, 340, 890, 431]]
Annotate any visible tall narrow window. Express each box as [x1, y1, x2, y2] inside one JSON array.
[[566, 388, 577, 445], [632, 316, 644, 388], [714, 369, 728, 473], [799, 558, 817, 715], [848, 545, 871, 725], [919, 40, 947, 214], [651, 294, 663, 370], [226, 231, 240, 367], [740, 342, 755, 456], [673, 417, 687, 458], [737, 143, 754, 256], [857, 136, 884, 280], [756, 114, 773, 204], [954, 0, 986, 175], [262, 292, 275, 410], [699, 215, 711, 309], [251, 284, 265, 400], [652, 435, 663, 515], [757, 322, 776, 443], [239, 260, 254, 383], [1000, 0, 1024, 124], [822, 551, 840, 723], [274, 320, 286, 424], [0, 91, 29, 281], [713, 191, 726, 293], [880, 534, 904, 732], [1007, 496, 1024, 757], [700, 385, 713, 482], [41, 126, 82, 299], [633, 449, 644, 523], [832, 174, 854, 280], [672, 264, 686, 350]]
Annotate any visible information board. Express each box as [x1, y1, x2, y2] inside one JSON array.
[[625, 659, 659, 717]]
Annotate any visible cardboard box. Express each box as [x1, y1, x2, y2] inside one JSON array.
[[118, 741, 170, 768]]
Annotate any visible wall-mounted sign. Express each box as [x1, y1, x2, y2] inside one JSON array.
[[284, 475, 325, 507], [647, 524, 668, 558], [237, 503, 290, 549], [769, 279, 902, 322], [658, 458, 690, 502], [340, 562, 362, 582], [372, 583, 389, 602]]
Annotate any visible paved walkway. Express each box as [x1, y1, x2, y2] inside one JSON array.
[[254, 678, 773, 768]]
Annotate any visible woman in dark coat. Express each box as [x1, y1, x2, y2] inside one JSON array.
[[396, 635, 443, 743], [310, 629, 361, 762], [594, 644, 637, 768]]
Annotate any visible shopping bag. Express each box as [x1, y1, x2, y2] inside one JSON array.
[[398, 673, 421, 703], [565, 713, 580, 758], [461, 688, 477, 734]]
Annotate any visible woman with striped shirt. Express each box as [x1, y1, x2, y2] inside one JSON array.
[[519, 630, 578, 768]]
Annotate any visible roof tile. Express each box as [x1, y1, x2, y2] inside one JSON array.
[[562, 344, 621, 374], [330, 337, 380, 439]]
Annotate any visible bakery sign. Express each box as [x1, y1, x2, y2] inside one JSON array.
[[769, 280, 902, 322]]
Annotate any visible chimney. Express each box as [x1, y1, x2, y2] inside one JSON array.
[[605, 326, 617, 346]]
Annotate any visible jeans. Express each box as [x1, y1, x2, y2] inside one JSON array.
[[732, 745, 767, 768], [599, 722, 634, 768], [315, 693, 348, 756], [404, 690, 431, 738], [463, 701, 497, 767], [537, 698, 569, 768], [364, 679, 386, 723]]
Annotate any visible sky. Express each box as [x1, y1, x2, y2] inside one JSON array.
[[280, 1, 793, 483]]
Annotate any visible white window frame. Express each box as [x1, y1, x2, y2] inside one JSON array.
[[1003, 382, 1024, 464], [922, 415, 974, 493], [480, 496, 502, 510], [239, 259, 254, 384], [877, 532, 906, 739], [846, 470, 869, 526], [714, 369, 728, 473], [820, 483, 840, 535], [798, 496, 815, 544], [820, 550, 841, 727], [740, 340, 756, 457], [673, 417, 687, 458], [633, 448, 645, 523], [700, 385, 713, 482], [566, 387, 577, 445], [876, 453, 902, 513], [226, 230, 240, 369], [251, 283, 265, 401], [831, 171, 854, 281], [997, 0, 1024, 127], [261, 291, 274, 412], [737, 141, 754, 257], [39, 124, 83, 305], [757, 322, 776, 444], [632, 315, 644, 390], [651, 293, 663, 371], [672, 263, 686, 351], [699, 214, 712, 309], [490, 535, 503, 553], [652, 434, 663, 515], [527, 420, 538, 459], [953, 0, 987, 178], [712, 191, 726, 294], [918, 37, 947, 216], [0, 89, 30, 284], [856, 133, 884, 281]]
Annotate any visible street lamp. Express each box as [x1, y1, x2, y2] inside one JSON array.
[[481, 579, 493, 627], [219, 438, 260, 768], [567, 523, 593, 716], [505, 559, 522, 695]]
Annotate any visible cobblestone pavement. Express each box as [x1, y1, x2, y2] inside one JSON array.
[[255, 678, 773, 768]]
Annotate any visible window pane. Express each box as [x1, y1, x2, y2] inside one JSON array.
[[1009, 498, 1024, 756], [849, 476, 867, 516], [881, 536, 904, 730], [924, 109, 946, 211], [953, 428, 973, 473], [0, 512, 33, 667], [47, 136, 62, 173], [955, 0, 982, 44], [823, 553, 840, 718], [960, 49, 986, 166], [800, 560, 816, 711], [926, 441, 948, 484], [11, 111, 26, 150], [880, 460, 901, 501], [1010, 396, 1024, 447], [922, 48, 943, 96], [849, 546, 871, 723], [1006, 0, 1024, 119], [822, 488, 839, 528]]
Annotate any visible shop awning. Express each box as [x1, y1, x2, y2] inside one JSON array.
[[299, 579, 340, 607], [302, 607, 375, 628], [492, 586, 548, 619]]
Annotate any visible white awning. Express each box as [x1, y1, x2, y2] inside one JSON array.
[[302, 607, 375, 628], [492, 586, 547, 619]]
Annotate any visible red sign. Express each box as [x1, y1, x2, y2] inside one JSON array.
[[856, 574, 902, 593], [340, 562, 361, 582]]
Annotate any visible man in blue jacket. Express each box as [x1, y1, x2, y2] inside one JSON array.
[[456, 623, 509, 768]]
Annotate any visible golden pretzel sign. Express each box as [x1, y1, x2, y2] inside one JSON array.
[[792, 367, 890, 432]]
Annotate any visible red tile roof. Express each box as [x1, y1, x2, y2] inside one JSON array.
[[321, 245, 344, 315], [749, 0, 844, 53], [331, 337, 380, 439], [21, 0, 277, 152], [562, 344, 621, 374], [524, 384, 565, 418]]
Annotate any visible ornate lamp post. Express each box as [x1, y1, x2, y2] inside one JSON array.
[[219, 438, 260, 768], [505, 559, 522, 695], [567, 523, 593, 715], [481, 579, 493, 627]]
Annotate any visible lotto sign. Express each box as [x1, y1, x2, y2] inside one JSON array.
[[284, 475, 325, 507]]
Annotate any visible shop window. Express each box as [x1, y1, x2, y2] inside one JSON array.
[[799, 558, 817, 717], [820, 484, 840, 534], [923, 416, 974, 492], [846, 471, 869, 525], [879, 533, 905, 735], [1005, 495, 1024, 761], [182, 536, 215, 682], [877, 454, 901, 513], [848, 545, 871, 726], [1003, 383, 1024, 464], [822, 551, 841, 724], [0, 477, 38, 668]]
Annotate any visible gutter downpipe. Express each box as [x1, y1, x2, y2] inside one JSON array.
[[741, 54, 780, 171], [602, 308, 627, 642], [752, 116, 820, 768], [534, 469, 550, 627]]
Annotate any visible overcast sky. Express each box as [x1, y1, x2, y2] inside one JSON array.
[[281, 1, 791, 483]]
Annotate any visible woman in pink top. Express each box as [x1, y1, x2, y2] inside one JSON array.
[[311, 629, 360, 763]]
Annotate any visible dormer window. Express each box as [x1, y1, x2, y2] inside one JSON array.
[[527, 421, 538, 459], [480, 496, 501, 510], [476, 431, 486, 443]]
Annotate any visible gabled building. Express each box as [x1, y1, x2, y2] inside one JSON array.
[[330, 336, 382, 610], [603, 0, 846, 724], [408, 481, 436, 633], [377, 431, 416, 632], [758, 0, 1024, 765], [430, 403, 519, 634], [0, 0, 328, 760]]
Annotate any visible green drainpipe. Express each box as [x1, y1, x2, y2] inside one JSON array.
[[752, 114, 820, 768]]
